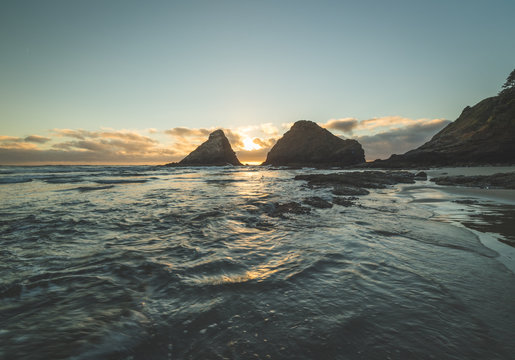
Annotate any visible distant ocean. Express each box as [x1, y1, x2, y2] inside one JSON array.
[[1, 165, 514, 359]]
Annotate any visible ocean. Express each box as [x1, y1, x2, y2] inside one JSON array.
[[1, 165, 514, 360]]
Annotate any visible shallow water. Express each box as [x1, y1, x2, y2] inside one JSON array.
[[1, 166, 514, 360]]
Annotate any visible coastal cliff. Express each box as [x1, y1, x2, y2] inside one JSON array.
[[371, 88, 515, 167]]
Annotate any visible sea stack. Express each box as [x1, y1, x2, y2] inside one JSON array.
[[178, 129, 242, 166], [262, 120, 365, 167], [371, 88, 515, 167]]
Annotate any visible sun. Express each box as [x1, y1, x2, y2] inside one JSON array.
[[242, 137, 262, 151]]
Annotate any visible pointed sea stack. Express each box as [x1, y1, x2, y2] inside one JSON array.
[[371, 88, 515, 167], [178, 129, 242, 166], [262, 120, 365, 167]]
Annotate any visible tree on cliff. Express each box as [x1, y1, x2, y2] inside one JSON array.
[[500, 68, 515, 93]]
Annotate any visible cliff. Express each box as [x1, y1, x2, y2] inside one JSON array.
[[372, 88, 515, 167]]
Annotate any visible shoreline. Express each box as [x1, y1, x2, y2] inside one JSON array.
[[399, 180, 515, 274]]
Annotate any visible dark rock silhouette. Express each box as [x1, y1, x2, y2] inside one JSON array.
[[332, 197, 357, 207], [171, 129, 242, 166], [268, 202, 311, 217], [430, 172, 515, 189], [295, 171, 416, 197], [302, 196, 333, 209], [262, 120, 365, 167], [332, 185, 370, 196], [371, 89, 515, 167], [414, 171, 428, 180]]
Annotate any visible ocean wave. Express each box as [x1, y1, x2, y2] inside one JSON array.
[[1, 165, 515, 359], [0, 177, 33, 184]]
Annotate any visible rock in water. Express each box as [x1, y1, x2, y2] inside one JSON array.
[[179, 130, 242, 166], [262, 120, 365, 167], [371, 88, 515, 167]]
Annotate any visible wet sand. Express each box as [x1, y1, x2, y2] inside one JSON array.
[[400, 167, 515, 273]]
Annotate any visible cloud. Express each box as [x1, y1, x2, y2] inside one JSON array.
[[0, 147, 176, 165], [359, 116, 418, 131], [236, 137, 277, 164], [164, 126, 279, 163], [236, 148, 271, 164], [0, 117, 451, 164], [164, 127, 211, 138], [24, 135, 51, 143], [356, 118, 451, 160], [52, 129, 92, 140], [223, 129, 245, 149], [252, 137, 276, 148], [321, 118, 359, 134], [0, 135, 40, 150], [164, 126, 245, 149], [0, 129, 177, 165], [0, 136, 21, 142], [260, 123, 280, 136]]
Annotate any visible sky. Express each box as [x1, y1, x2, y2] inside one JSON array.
[[1, 0, 514, 164]]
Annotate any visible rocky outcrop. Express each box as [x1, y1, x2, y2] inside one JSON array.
[[262, 120, 365, 167], [173, 130, 242, 166], [295, 171, 417, 188], [371, 89, 515, 167], [294, 171, 417, 197], [268, 202, 311, 217], [302, 196, 333, 209], [430, 172, 515, 189]]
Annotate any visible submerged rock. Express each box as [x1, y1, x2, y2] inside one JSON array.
[[332, 185, 370, 196], [295, 171, 416, 190], [332, 197, 356, 207], [168, 130, 242, 166], [268, 202, 311, 217], [262, 120, 365, 167], [303, 196, 333, 209], [414, 171, 428, 180]]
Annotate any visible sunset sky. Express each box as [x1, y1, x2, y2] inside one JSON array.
[[1, 0, 514, 164]]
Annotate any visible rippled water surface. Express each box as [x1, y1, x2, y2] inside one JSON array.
[[1, 165, 514, 360]]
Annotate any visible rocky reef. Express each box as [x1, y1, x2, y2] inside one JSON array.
[[430, 172, 515, 189], [262, 120, 365, 167], [370, 88, 515, 167], [295, 170, 416, 189], [167, 129, 242, 166]]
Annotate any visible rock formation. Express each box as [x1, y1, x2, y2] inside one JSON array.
[[262, 120, 365, 167], [430, 172, 515, 189], [176, 129, 242, 166], [371, 88, 515, 167]]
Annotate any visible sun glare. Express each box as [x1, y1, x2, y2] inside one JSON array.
[[242, 137, 262, 151]]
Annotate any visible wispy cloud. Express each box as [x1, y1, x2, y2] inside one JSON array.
[[0, 135, 47, 150], [236, 137, 277, 164], [356, 118, 451, 160], [164, 127, 211, 139], [322, 118, 359, 134], [163, 126, 275, 163], [0, 129, 176, 165], [319, 116, 450, 160], [0, 117, 452, 164], [24, 135, 51, 143]]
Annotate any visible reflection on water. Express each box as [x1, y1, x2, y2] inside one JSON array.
[[0, 165, 514, 359]]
